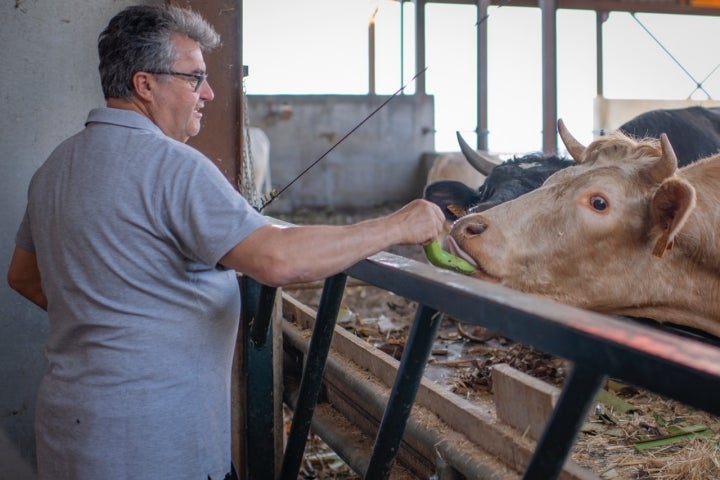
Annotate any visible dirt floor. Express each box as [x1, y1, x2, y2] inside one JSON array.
[[275, 204, 720, 480]]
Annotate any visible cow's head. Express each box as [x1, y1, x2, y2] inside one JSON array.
[[557, 119, 696, 258], [446, 120, 696, 313], [424, 132, 575, 220]]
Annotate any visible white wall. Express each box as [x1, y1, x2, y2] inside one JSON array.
[[0, 1, 159, 475]]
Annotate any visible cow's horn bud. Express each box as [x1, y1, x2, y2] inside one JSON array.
[[655, 133, 679, 181], [557, 119, 585, 162]]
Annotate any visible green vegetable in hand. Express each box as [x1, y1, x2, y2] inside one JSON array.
[[423, 241, 475, 275]]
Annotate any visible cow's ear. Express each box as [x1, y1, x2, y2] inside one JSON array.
[[423, 180, 481, 221], [650, 177, 696, 258]]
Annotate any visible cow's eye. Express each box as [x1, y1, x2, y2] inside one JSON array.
[[590, 195, 607, 211]]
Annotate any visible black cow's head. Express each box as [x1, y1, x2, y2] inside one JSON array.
[[424, 134, 574, 220]]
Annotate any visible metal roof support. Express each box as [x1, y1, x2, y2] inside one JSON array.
[[414, 0, 428, 95], [596, 11, 607, 98], [400, 0, 405, 91], [540, 0, 558, 154], [476, 0, 490, 150], [369, 7, 377, 95]]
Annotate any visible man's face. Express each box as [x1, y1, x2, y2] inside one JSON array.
[[150, 34, 214, 143]]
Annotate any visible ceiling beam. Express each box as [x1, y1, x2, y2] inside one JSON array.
[[423, 0, 720, 16]]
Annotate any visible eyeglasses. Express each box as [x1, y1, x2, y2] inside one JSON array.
[[146, 70, 208, 92]]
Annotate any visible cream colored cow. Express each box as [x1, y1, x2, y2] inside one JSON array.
[[447, 120, 720, 337]]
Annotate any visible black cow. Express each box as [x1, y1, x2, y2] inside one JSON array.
[[425, 106, 720, 220], [424, 154, 574, 218], [611, 106, 720, 164]]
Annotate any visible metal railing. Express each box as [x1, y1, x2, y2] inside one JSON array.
[[242, 249, 720, 480]]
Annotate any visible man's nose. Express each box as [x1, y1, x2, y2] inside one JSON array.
[[200, 80, 214, 101]]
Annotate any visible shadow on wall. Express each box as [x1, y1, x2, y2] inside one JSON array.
[[0, 429, 36, 480]]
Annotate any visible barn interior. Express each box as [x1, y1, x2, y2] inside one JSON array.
[[3, 1, 720, 479]]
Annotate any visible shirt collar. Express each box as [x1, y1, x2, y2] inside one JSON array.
[[86, 107, 165, 137]]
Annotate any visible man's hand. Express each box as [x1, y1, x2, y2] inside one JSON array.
[[385, 199, 446, 245]]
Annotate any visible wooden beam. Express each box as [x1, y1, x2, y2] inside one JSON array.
[[493, 363, 560, 440]]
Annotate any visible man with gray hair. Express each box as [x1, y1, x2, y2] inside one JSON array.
[[7, 5, 445, 479]]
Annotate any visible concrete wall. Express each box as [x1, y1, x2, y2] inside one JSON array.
[[0, 1, 159, 475], [246, 94, 435, 214]]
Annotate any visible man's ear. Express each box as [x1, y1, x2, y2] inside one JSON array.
[[132, 71, 154, 101]]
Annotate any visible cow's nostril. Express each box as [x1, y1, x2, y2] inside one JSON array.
[[464, 221, 487, 236]]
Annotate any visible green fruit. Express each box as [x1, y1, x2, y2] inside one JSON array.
[[423, 241, 475, 275]]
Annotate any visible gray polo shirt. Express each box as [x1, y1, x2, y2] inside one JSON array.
[[16, 108, 268, 479]]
